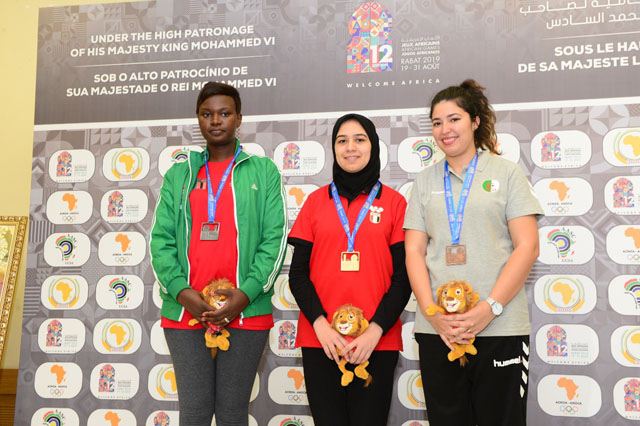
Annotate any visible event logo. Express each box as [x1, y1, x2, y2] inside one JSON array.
[[279, 321, 296, 350], [87, 409, 137, 425], [107, 191, 124, 217], [547, 228, 575, 259], [275, 141, 325, 177], [56, 235, 77, 262], [38, 318, 85, 354], [625, 278, 640, 309], [45, 233, 90, 267], [621, 327, 640, 365], [267, 367, 308, 405], [46, 320, 63, 347], [284, 184, 318, 223], [411, 139, 435, 167], [397, 370, 425, 409], [34, 362, 83, 399], [536, 324, 598, 365], [111, 148, 143, 179], [609, 275, 640, 315], [158, 145, 204, 176], [56, 151, 73, 177], [31, 408, 80, 426], [531, 130, 591, 169], [94, 318, 141, 354], [537, 374, 601, 417], [542, 276, 586, 313], [101, 189, 148, 223], [46, 191, 93, 225], [148, 364, 178, 401], [146, 411, 176, 426], [283, 143, 300, 170], [614, 129, 640, 165], [96, 275, 143, 310], [347, 2, 392, 73], [547, 325, 567, 357], [49, 149, 95, 183], [533, 178, 592, 217], [99, 364, 116, 393], [109, 278, 130, 305], [272, 275, 299, 311], [171, 148, 189, 163], [98, 231, 146, 266], [44, 276, 84, 309], [625, 379, 640, 412], [606, 225, 640, 264], [541, 133, 561, 162], [103, 147, 150, 181], [90, 363, 139, 399], [398, 137, 442, 172], [269, 320, 301, 357], [614, 177, 634, 208]]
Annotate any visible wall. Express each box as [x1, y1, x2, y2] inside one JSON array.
[[0, 0, 129, 370]]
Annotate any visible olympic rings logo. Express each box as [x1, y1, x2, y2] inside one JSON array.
[[62, 215, 76, 223], [559, 405, 579, 415], [114, 257, 130, 264], [287, 394, 304, 403], [626, 254, 640, 262], [550, 205, 570, 214], [49, 388, 65, 396]]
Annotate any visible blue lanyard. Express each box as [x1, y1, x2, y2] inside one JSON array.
[[330, 181, 381, 252], [444, 153, 478, 245], [204, 146, 242, 223]]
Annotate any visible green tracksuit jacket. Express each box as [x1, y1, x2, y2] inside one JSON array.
[[149, 142, 288, 321]]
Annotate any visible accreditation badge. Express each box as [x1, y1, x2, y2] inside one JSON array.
[[445, 244, 466, 265], [200, 222, 220, 241], [341, 251, 360, 271]]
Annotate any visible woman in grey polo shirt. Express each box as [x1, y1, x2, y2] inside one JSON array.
[[404, 79, 543, 426]]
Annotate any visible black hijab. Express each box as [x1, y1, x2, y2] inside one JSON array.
[[331, 113, 381, 202]]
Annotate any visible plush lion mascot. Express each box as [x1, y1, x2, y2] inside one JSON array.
[[188, 278, 235, 358], [331, 304, 372, 387], [426, 280, 479, 366]]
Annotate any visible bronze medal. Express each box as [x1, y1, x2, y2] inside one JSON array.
[[446, 244, 466, 265]]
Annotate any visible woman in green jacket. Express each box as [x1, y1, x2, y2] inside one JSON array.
[[149, 81, 287, 426]]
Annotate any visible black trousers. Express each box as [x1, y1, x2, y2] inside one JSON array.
[[301, 347, 399, 426], [416, 333, 529, 426]]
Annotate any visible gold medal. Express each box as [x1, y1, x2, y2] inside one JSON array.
[[341, 251, 360, 271], [446, 244, 466, 265]]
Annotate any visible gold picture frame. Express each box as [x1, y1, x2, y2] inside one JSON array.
[[0, 216, 27, 363]]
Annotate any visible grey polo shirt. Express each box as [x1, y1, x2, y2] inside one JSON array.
[[404, 151, 543, 336]]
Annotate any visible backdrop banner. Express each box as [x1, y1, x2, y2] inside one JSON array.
[[19, 1, 640, 425]]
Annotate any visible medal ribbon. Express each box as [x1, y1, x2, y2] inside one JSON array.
[[204, 146, 242, 223], [444, 153, 478, 245], [330, 181, 381, 252]]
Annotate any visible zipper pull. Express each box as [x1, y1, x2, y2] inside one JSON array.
[[239, 312, 244, 326]]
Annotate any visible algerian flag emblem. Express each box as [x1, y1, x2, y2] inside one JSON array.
[[482, 180, 500, 192]]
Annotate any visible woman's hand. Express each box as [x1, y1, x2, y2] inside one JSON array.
[[424, 310, 466, 350], [342, 322, 383, 365], [176, 288, 215, 327], [200, 288, 250, 327], [313, 316, 348, 363], [449, 300, 494, 342]]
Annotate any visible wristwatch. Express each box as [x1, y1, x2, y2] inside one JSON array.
[[486, 297, 503, 316]]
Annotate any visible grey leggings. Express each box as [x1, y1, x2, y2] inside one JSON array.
[[164, 327, 269, 426]]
